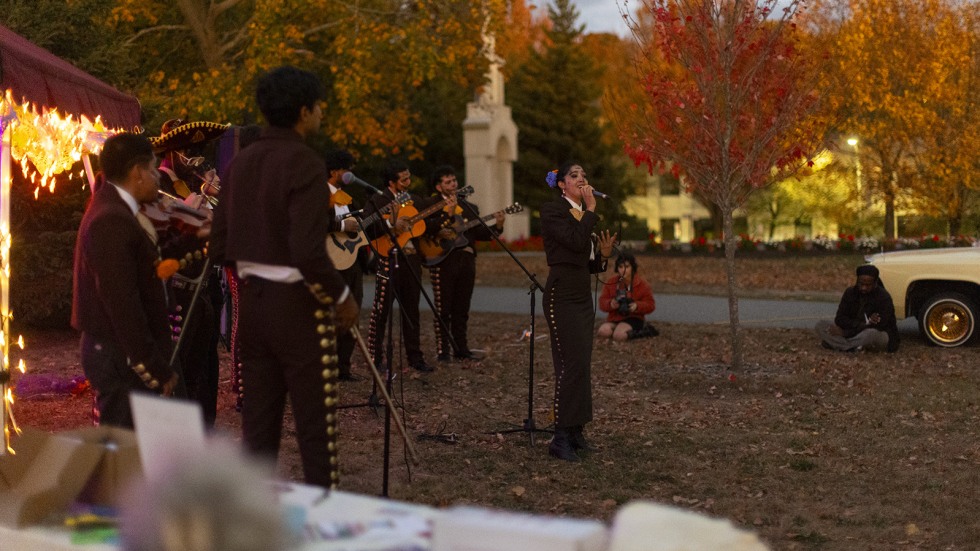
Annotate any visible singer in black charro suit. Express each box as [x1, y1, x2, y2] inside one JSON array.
[[540, 162, 616, 462]]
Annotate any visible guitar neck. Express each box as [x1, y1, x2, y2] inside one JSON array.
[[411, 198, 452, 224], [458, 212, 500, 233], [360, 195, 407, 227]]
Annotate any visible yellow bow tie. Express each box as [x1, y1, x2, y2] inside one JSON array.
[[330, 189, 353, 208], [569, 208, 584, 222]]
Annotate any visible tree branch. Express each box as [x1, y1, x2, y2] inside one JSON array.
[[125, 25, 192, 46]]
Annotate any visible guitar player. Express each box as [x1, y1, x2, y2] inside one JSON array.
[[424, 165, 504, 362], [363, 158, 442, 373], [325, 149, 367, 381]]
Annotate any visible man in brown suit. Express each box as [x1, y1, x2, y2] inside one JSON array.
[[72, 133, 179, 428], [210, 66, 358, 489]]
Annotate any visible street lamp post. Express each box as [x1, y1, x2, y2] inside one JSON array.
[[847, 137, 862, 232]]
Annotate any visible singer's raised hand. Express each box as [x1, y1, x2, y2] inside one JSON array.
[[597, 229, 617, 258]]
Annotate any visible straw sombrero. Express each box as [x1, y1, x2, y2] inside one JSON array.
[[150, 120, 230, 153]]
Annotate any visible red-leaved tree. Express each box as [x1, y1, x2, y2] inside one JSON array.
[[617, 0, 827, 369]]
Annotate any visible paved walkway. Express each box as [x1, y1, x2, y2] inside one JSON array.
[[361, 279, 920, 333]]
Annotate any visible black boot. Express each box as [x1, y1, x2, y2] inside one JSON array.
[[569, 425, 591, 452], [549, 428, 581, 462]]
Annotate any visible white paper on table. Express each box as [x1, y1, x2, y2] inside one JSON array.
[[129, 393, 206, 479], [298, 489, 437, 550]]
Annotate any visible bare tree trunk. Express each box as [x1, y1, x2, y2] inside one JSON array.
[[177, 0, 224, 69], [948, 215, 961, 237], [884, 197, 896, 239], [722, 207, 742, 370]]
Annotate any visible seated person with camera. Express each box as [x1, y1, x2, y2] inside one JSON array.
[[598, 253, 657, 342]]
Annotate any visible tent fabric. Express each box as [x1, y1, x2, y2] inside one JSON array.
[[0, 24, 141, 129]]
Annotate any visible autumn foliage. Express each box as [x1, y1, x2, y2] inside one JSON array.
[[616, 0, 828, 369], [620, 0, 825, 207], [108, 0, 512, 158]]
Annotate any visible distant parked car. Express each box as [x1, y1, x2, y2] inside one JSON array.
[[866, 248, 980, 347]]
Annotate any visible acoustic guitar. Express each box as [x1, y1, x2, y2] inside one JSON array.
[[370, 186, 474, 258], [419, 203, 523, 266], [325, 191, 410, 270]]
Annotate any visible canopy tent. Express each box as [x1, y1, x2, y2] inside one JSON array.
[[0, 24, 141, 129], [0, 24, 142, 453]]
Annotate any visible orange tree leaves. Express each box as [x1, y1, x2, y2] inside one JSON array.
[[813, 0, 980, 237], [111, 0, 506, 157]]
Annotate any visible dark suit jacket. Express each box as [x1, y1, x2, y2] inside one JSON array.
[[210, 126, 346, 301], [71, 184, 174, 384], [540, 195, 606, 273]]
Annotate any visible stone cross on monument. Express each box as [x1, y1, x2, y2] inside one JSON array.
[[463, 7, 525, 240]]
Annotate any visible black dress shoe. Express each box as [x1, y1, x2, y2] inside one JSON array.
[[410, 361, 435, 373], [569, 426, 591, 452], [437, 353, 452, 362], [548, 429, 581, 462], [454, 349, 486, 361]]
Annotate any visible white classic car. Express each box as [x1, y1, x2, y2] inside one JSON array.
[[866, 247, 980, 347]]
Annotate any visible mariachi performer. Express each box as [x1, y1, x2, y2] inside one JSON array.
[[422, 165, 504, 362], [540, 162, 616, 462], [363, 159, 439, 374], [323, 149, 368, 381], [149, 119, 228, 427]]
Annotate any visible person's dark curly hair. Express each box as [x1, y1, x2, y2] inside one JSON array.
[[325, 149, 355, 172], [100, 133, 154, 183], [256, 66, 324, 128], [382, 158, 410, 186], [429, 165, 456, 191]]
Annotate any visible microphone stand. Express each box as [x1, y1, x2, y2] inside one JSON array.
[[342, 185, 459, 496], [458, 199, 550, 445]]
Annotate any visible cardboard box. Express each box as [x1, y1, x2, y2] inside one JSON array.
[[432, 505, 608, 551], [62, 426, 143, 507], [0, 429, 104, 528]]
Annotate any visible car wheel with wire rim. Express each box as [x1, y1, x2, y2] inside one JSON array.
[[918, 292, 977, 348]]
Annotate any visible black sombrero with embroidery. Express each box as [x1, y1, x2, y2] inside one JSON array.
[[150, 120, 230, 153]]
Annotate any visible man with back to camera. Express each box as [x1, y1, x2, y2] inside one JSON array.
[[210, 65, 359, 489], [815, 264, 899, 353], [72, 133, 179, 428]]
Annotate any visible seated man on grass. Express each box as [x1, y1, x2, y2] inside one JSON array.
[[815, 265, 899, 353]]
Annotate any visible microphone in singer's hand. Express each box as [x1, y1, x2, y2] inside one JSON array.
[[341, 172, 382, 194], [592, 189, 610, 199]]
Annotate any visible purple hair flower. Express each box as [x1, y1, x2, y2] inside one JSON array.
[[545, 169, 558, 188]]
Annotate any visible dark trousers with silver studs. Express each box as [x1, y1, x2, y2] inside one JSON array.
[[544, 265, 594, 430], [238, 277, 341, 489], [368, 253, 425, 368], [430, 249, 476, 357]]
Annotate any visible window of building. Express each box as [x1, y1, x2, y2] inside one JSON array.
[[660, 174, 681, 196]]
